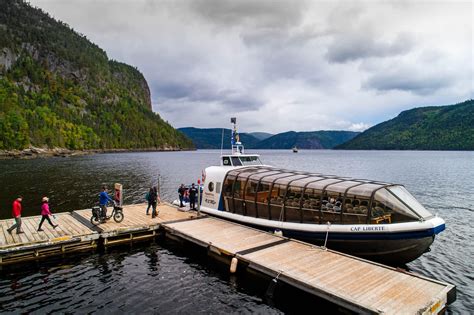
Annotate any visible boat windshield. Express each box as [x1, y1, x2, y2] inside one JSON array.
[[239, 156, 262, 166], [387, 186, 433, 219]]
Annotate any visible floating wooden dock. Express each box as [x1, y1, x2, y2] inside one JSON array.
[[0, 203, 456, 314]]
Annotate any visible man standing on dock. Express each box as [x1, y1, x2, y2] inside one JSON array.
[[178, 184, 185, 207], [7, 196, 24, 234], [189, 183, 198, 210]]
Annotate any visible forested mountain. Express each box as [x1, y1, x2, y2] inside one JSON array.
[[337, 100, 474, 150], [257, 131, 359, 149], [179, 128, 358, 149], [0, 0, 192, 151]]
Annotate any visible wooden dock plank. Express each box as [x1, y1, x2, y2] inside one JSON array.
[[0, 220, 16, 245], [165, 218, 279, 254], [21, 217, 43, 243]]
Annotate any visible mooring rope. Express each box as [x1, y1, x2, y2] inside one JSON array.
[[323, 221, 331, 249]]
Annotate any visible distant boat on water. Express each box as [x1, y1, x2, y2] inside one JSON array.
[[292, 146, 298, 153]]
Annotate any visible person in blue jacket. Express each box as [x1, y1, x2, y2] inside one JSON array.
[[99, 186, 113, 220]]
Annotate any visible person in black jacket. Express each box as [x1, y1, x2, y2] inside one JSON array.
[[178, 184, 185, 207], [189, 183, 198, 210], [149, 186, 161, 218]]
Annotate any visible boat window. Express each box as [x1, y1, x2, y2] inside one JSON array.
[[342, 195, 369, 224], [222, 175, 235, 213], [256, 181, 271, 218], [233, 177, 246, 215], [239, 156, 262, 166], [285, 185, 303, 222], [388, 186, 432, 219], [208, 182, 214, 192], [269, 183, 286, 221], [301, 188, 322, 224], [231, 156, 242, 166], [223, 176, 235, 198], [245, 179, 258, 217], [320, 191, 343, 224], [222, 156, 231, 166], [373, 189, 418, 223]]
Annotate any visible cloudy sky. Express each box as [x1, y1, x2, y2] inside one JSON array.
[[30, 0, 472, 133]]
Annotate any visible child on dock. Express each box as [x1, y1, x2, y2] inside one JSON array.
[[38, 197, 58, 231]]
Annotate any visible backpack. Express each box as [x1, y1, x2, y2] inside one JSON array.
[[145, 192, 150, 202]]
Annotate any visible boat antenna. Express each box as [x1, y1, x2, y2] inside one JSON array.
[[230, 117, 243, 154], [220, 128, 224, 156]]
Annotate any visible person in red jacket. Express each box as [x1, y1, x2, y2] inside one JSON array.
[[7, 196, 24, 234], [37, 196, 58, 231]]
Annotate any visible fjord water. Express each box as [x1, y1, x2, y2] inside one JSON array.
[[0, 150, 473, 313]]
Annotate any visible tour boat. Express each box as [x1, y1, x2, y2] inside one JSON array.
[[186, 119, 446, 265], [292, 146, 298, 153]]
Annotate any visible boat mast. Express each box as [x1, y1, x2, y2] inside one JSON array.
[[231, 117, 244, 155]]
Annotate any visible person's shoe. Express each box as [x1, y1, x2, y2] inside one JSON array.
[[151, 215, 156, 218], [53, 225, 58, 229], [146, 212, 149, 215], [17, 231, 24, 234], [7, 229, 12, 234], [37, 228, 43, 231]]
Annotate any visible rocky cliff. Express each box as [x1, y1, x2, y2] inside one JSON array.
[[0, 0, 193, 151]]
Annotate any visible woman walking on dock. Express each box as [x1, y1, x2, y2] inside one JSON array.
[[38, 197, 58, 231]]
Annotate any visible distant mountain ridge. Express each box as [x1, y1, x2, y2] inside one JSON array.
[[337, 100, 474, 150], [178, 128, 359, 149], [258, 131, 359, 149]]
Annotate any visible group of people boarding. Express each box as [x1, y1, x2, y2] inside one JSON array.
[[178, 183, 199, 210]]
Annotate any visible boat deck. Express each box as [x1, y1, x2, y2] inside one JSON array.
[[0, 203, 455, 314]]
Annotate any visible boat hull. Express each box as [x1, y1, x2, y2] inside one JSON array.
[[197, 206, 443, 265], [281, 229, 434, 265]]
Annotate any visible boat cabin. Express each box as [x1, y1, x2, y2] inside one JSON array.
[[220, 166, 434, 225]]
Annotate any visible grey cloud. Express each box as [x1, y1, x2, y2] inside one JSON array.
[[326, 32, 415, 63], [190, 0, 308, 29], [363, 71, 453, 95], [152, 81, 261, 112]]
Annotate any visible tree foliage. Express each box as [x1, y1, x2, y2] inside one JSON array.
[[0, 0, 193, 150], [337, 100, 474, 150]]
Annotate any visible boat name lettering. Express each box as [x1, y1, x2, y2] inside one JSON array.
[[350, 226, 385, 231], [205, 198, 216, 205]]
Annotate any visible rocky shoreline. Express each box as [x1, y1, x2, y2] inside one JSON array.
[[0, 146, 192, 159]]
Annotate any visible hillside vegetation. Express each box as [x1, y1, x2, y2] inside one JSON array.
[[179, 128, 358, 149], [337, 100, 474, 150], [0, 0, 192, 150]]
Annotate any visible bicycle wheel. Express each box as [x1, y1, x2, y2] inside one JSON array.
[[113, 211, 124, 223], [91, 215, 101, 225]]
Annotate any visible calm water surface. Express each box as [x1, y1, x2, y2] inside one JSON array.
[[0, 150, 473, 313]]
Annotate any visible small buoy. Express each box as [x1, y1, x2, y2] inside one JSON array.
[[230, 257, 238, 273], [274, 229, 283, 237]]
